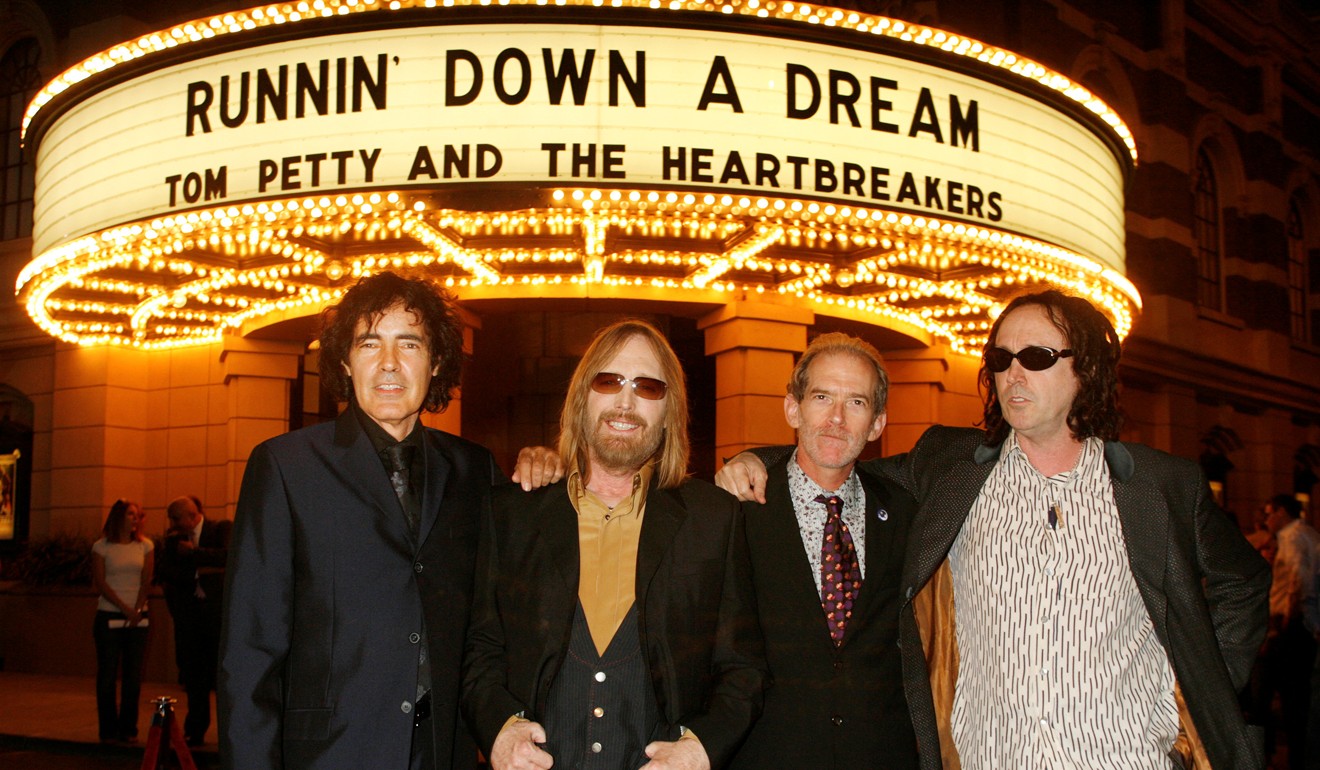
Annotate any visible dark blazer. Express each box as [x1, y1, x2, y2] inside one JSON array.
[[875, 425, 1270, 770], [219, 409, 502, 770], [159, 517, 232, 620], [732, 457, 919, 770], [462, 477, 767, 769]]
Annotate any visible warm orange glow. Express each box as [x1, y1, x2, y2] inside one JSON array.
[[16, 188, 1140, 351]]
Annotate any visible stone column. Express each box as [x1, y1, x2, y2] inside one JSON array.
[[881, 344, 982, 454], [221, 338, 303, 517], [48, 344, 151, 533], [698, 302, 813, 465]]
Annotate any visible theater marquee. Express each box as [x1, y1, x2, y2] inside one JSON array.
[[19, 0, 1139, 350]]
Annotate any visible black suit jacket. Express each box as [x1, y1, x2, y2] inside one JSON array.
[[159, 517, 232, 622], [877, 426, 1270, 770], [220, 409, 502, 770], [731, 457, 919, 770], [462, 477, 767, 769]]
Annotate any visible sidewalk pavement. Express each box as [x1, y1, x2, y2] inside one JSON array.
[[0, 671, 218, 763]]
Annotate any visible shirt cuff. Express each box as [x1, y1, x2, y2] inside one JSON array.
[[500, 712, 529, 735]]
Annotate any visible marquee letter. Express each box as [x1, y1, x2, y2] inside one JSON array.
[[786, 64, 820, 120], [186, 82, 213, 136], [446, 50, 483, 106], [408, 145, 438, 180], [697, 56, 743, 112], [908, 87, 944, 143]]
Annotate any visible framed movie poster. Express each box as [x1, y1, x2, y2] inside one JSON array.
[[0, 450, 18, 541]]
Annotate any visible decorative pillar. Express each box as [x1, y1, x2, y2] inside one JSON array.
[[881, 345, 982, 454], [48, 344, 151, 533], [698, 302, 813, 465], [221, 338, 303, 517]]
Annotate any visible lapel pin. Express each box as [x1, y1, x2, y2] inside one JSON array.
[[875, 508, 889, 522]]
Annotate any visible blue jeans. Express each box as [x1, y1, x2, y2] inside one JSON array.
[[93, 609, 149, 741]]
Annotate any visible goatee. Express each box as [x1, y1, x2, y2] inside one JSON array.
[[590, 409, 663, 473]]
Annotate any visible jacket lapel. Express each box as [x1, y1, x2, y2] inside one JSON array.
[[331, 409, 412, 549], [636, 482, 685, 601], [847, 473, 896, 634], [539, 482, 582, 595], [902, 454, 993, 600], [417, 430, 452, 547], [759, 463, 834, 635], [1106, 442, 1168, 619]]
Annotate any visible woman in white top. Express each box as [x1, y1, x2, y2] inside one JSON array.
[[91, 498, 153, 743]]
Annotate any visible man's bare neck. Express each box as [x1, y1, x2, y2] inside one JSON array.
[[585, 461, 642, 508], [1017, 432, 1085, 477], [794, 453, 853, 492]]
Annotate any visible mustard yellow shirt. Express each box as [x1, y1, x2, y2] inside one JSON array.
[[568, 464, 652, 656]]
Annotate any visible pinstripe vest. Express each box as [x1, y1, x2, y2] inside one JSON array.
[[543, 602, 659, 769]]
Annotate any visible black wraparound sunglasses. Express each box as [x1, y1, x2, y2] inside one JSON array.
[[590, 372, 668, 400], [984, 345, 1074, 373]]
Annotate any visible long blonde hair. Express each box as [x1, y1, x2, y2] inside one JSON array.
[[557, 320, 689, 489]]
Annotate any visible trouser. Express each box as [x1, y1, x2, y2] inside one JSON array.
[[1268, 617, 1316, 770], [93, 610, 149, 741], [171, 601, 221, 741]]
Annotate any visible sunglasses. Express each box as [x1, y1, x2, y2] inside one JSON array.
[[590, 372, 668, 400], [984, 345, 1074, 373]]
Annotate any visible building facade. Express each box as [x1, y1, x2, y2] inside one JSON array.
[[0, 0, 1317, 549]]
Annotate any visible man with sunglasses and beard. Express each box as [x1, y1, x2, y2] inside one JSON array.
[[463, 319, 766, 770], [716, 290, 1269, 770]]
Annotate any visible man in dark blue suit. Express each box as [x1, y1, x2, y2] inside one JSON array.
[[221, 272, 507, 770]]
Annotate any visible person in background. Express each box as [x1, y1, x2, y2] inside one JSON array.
[[158, 494, 232, 746], [1263, 493, 1319, 770], [91, 498, 153, 744]]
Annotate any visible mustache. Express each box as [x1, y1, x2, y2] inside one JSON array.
[[597, 409, 649, 430]]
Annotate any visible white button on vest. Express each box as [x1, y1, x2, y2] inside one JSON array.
[[591, 742, 603, 753], [594, 671, 606, 682], [593, 707, 604, 718]]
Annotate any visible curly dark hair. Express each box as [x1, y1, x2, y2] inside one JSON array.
[[318, 272, 464, 413], [980, 290, 1123, 445]]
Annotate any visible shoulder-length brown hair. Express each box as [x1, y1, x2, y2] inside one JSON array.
[[102, 499, 142, 543], [980, 290, 1123, 445], [558, 320, 690, 489], [318, 272, 464, 412]]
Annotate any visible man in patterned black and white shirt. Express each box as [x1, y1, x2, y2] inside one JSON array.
[[718, 290, 1270, 770]]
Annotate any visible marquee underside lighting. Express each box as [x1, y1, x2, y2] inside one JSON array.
[[16, 188, 1140, 351]]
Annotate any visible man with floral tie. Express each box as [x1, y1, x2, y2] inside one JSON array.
[[729, 333, 921, 770]]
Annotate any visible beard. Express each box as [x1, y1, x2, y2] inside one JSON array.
[[588, 409, 664, 473]]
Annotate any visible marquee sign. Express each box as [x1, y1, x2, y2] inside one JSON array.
[[18, 1, 1140, 350]]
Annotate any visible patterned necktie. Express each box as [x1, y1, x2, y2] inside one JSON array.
[[816, 494, 860, 645], [383, 442, 420, 540]]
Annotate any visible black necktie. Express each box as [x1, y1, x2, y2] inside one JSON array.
[[383, 442, 420, 541]]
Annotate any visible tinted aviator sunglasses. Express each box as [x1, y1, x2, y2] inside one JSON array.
[[590, 372, 668, 400], [984, 345, 1074, 373]]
